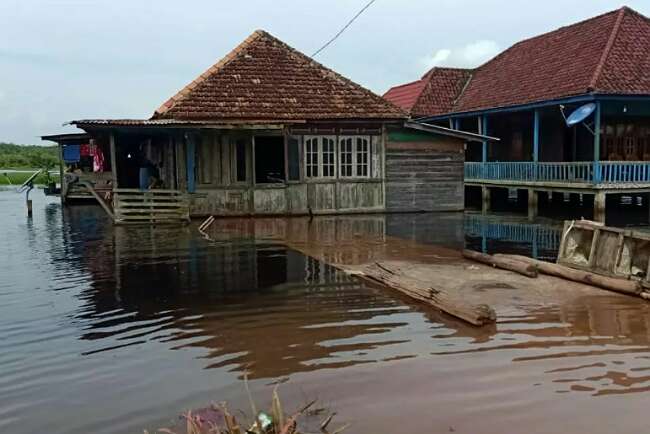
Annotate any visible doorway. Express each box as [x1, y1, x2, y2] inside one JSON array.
[[254, 136, 285, 184]]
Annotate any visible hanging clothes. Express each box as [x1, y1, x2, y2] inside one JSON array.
[[80, 143, 91, 156], [93, 146, 105, 172], [63, 145, 81, 163]]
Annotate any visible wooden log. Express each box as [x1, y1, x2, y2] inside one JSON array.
[[462, 249, 538, 278], [341, 261, 496, 326], [495, 254, 642, 296]]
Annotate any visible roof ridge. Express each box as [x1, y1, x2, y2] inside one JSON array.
[[263, 30, 406, 116], [384, 78, 425, 93], [156, 29, 404, 119], [153, 30, 266, 117], [421, 66, 472, 79], [451, 72, 473, 110], [469, 7, 624, 75], [410, 72, 436, 113], [589, 6, 627, 91]]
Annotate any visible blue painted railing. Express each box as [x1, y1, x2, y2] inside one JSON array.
[[465, 161, 650, 185]]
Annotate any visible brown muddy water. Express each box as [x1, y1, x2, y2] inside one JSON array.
[[3, 189, 650, 434]]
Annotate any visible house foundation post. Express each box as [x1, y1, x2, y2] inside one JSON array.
[[481, 186, 491, 214], [528, 188, 538, 221], [594, 191, 606, 223]]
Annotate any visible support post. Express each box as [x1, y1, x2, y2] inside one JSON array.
[[186, 133, 196, 193], [594, 191, 606, 223], [109, 132, 118, 188], [528, 188, 538, 221], [533, 109, 540, 163], [58, 144, 67, 204], [454, 118, 460, 130], [533, 109, 540, 181], [481, 186, 491, 214], [593, 101, 602, 184], [480, 115, 488, 163]]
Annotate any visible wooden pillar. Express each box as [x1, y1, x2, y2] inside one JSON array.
[[186, 133, 196, 193], [481, 186, 491, 214], [58, 143, 66, 204], [594, 191, 606, 223], [479, 115, 488, 162], [109, 132, 118, 188], [533, 109, 540, 163], [593, 101, 602, 184], [528, 188, 538, 221]]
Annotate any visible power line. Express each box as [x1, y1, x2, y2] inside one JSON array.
[[311, 0, 378, 58]]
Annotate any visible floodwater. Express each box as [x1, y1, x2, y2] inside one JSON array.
[[3, 189, 650, 434]]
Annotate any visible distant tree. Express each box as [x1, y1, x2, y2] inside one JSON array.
[[0, 142, 59, 169]]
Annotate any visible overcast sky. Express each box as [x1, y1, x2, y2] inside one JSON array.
[[1, 0, 648, 144]]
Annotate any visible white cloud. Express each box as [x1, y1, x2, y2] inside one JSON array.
[[420, 40, 500, 69]]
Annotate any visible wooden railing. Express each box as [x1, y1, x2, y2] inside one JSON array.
[[465, 161, 650, 185], [113, 189, 190, 224]]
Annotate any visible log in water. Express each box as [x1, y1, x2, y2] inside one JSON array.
[[496, 254, 642, 296], [462, 249, 538, 278]]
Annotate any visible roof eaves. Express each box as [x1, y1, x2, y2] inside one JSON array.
[[405, 120, 499, 142]]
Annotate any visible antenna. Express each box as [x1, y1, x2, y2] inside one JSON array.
[[561, 103, 597, 135]]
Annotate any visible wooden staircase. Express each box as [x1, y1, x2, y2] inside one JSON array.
[[113, 189, 190, 225]]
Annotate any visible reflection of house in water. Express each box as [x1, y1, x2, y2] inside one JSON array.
[[464, 213, 562, 260]]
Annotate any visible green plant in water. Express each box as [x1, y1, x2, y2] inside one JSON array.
[[146, 382, 348, 434]]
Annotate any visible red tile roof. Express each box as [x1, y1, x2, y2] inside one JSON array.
[[385, 6, 650, 117], [153, 30, 405, 121], [383, 68, 471, 117]]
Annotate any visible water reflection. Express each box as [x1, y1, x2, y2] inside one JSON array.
[[4, 190, 650, 434], [464, 213, 563, 261]]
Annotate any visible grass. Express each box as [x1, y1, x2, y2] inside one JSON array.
[[148, 382, 347, 434], [0, 170, 59, 186]]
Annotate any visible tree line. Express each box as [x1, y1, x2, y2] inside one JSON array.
[[0, 143, 59, 169]]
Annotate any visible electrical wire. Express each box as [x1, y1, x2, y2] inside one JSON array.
[[311, 0, 378, 57]]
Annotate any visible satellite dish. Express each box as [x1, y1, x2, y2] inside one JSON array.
[[565, 103, 596, 127]]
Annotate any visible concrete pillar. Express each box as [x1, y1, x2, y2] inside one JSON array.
[[481, 186, 491, 214], [594, 191, 606, 223], [528, 189, 538, 221]]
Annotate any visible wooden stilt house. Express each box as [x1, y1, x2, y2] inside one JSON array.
[[45, 30, 494, 223]]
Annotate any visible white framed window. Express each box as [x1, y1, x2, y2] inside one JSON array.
[[304, 136, 336, 178], [305, 137, 319, 178], [339, 136, 370, 178]]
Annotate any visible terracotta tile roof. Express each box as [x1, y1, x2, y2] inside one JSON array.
[[382, 78, 428, 113], [383, 67, 471, 117], [386, 7, 650, 117], [153, 30, 405, 121]]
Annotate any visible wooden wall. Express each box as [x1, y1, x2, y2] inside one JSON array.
[[185, 128, 386, 217], [385, 128, 465, 212]]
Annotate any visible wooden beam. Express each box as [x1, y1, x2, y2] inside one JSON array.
[[594, 100, 602, 183], [480, 115, 488, 162], [109, 132, 118, 188], [186, 133, 196, 193], [533, 109, 540, 163]]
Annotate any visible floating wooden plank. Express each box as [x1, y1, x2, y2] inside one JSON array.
[[339, 261, 496, 326]]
